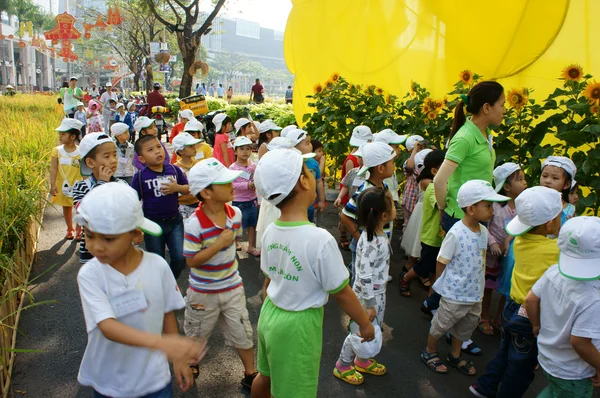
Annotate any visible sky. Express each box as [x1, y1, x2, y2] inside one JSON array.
[[207, 0, 292, 32]]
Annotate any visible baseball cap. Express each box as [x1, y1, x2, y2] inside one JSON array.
[[213, 113, 228, 133], [543, 156, 577, 188], [280, 124, 297, 138], [258, 120, 282, 134], [126, 101, 135, 110], [179, 109, 195, 121], [184, 119, 205, 132], [79, 132, 115, 176], [287, 129, 308, 146], [414, 148, 433, 173], [188, 158, 242, 196], [173, 132, 202, 152], [457, 180, 510, 208], [233, 136, 253, 148], [110, 122, 129, 137], [374, 129, 407, 145], [56, 118, 83, 132], [234, 117, 251, 133], [349, 126, 373, 147], [558, 216, 600, 280], [106, 82, 112, 87], [70, 77, 78, 81], [493, 163, 521, 193], [506, 186, 562, 236], [406, 135, 424, 151], [267, 137, 294, 151], [134, 116, 155, 134], [116, 102, 124, 110], [76, 101, 84, 107], [255, 149, 306, 206], [74, 182, 162, 237], [357, 142, 396, 176]]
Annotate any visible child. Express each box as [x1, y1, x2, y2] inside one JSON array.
[[540, 156, 577, 225], [183, 119, 213, 161], [74, 102, 87, 138], [402, 135, 426, 271], [400, 149, 444, 297], [169, 109, 195, 146], [334, 155, 364, 209], [229, 136, 259, 256], [374, 129, 408, 204], [250, 149, 375, 398], [131, 134, 190, 278], [111, 122, 135, 185], [50, 118, 84, 240], [75, 182, 205, 397], [183, 158, 258, 389], [334, 186, 395, 385], [132, 116, 170, 170], [280, 124, 297, 139], [478, 163, 527, 336], [114, 102, 126, 125], [422, 180, 508, 376], [107, 99, 118, 128], [471, 186, 563, 398], [72, 132, 119, 264], [212, 113, 235, 167], [525, 216, 600, 398], [569, 182, 579, 209], [125, 102, 137, 142], [312, 139, 325, 181], [172, 132, 203, 220], [257, 120, 282, 159], [86, 100, 102, 133]]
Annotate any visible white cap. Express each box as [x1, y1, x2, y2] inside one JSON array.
[[457, 179, 510, 208], [255, 149, 305, 206], [374, 129, 407, 145], [287, 129, 308, 146], [73, 182, 161, 237], [110, 122, 129, 137], [212, 113, 228, 132], [357, 142, 396, 176], [184, 119, 205, 132], [106, 82, 112, 87], [543, 156, 577, 188], [280, 125, 297, 138], [188, 158, 242, 196], [5, 85, 13, 89], [134, 116, 155, 133], [406, 135, 425, 151], [258, 119, 282, 134], [79, 132, 115, 176], [126, 101, 135, 110], [253, 121, 261, 130], [493, 163, 521, 193], [234, 117, 251, 133], [506, 186, 562, 236], [414, 148, 433, 174], [179, 109, 195, 121], [349, 126, 373, 147], [116, 102, 124, 109], [56, 118, 83, 132], [76, 101, 84, 107], [172, 132, 202, 152], [267, 137, 294, 151], [233, 136, 253, 148], [558, 216, 600, 280]]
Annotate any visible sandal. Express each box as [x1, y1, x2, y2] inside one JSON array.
[[65, 230, 75, 240], [420, 277, 431, 288], [333, 366, 364, 385], [75, 230, 83, 242], [444, 334, 482, 356], [478, 320, 494, 336], [354, 359, 386, 376], [247, 248, 261, 257], [420, 350, 448, 374], [399, 272, 411, 297], [447, 355, 476, 376]]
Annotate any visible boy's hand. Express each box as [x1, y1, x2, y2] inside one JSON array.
[[334, 197, 343, 208], [501, 236, 513, 256], [366, 307, 376, 322], [157, 335, 207, 364], [98, 165, 114, 181], [358, 322, 375, 342], [174, 360, 195, 392], [216, 229, 235, 250], [489, 243, 502, 257], [591, 372, 600, 387], [160, 180, 180, 195], [318, 200, 327, 212], [50, 184, 58, 196]]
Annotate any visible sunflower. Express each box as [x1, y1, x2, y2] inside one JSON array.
[[325, 80, 333, 88], [459, 69, 473, 85], [314, 83, 323, 94], [433, 100, 444, 110], [386, 94, 393, 104], [592, 104, 600, 114], [561, 64, 584, 82], [507, 88, 528, 110], [331, 72, 340, 82], [376, 87, 384, 95], [422, 104, 431, 113], [583, 80, 600, 103], [427, 111, 437, 120]]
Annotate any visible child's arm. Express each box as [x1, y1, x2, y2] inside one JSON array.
[[571, 337, 600, 378], [405, 143, 422, 170], [262, 276, 270, 301], [317, 178, 326, 211], [340, 213, 360, 242], [163, 311, 202, 393], [333, 285, 375, 342], [186, 230, 234, 268], [354, 242, 378, 321], [220, 141, 231, 167], [334, 186, 349, 208], [49, 155, 59, 196], [501, 235, 514, 257], [524, 290, 541, 336]]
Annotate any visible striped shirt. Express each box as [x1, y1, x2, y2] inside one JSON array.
[[402, 161, 419, 213], [183, 204, 243, 293], [342, 180, 392, 237]]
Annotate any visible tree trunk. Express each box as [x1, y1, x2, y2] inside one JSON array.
[[133, 74, 140, 91], [179, 53, 195, 98]]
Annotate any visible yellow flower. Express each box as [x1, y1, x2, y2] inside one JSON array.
[[459, 69, 473, 85], [507, 88, 528, 110], [325, 80, 333, 88], [376, 87, 383, 95], [427, 111, 437, 120], [386, 94, 393, 104], [561, 64, 584, 82], [422, 104, 431, 113], [583, 80, 600, 103], [331, 73, 340, 82], [314, 83, 323, 94], [591, 104, 600, 114]]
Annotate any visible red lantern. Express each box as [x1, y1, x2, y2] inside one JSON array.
[[44, 12, 81, 41]]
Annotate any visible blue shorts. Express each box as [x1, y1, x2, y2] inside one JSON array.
[[94, 382, 172, 398], [233, 200, 258, 229]]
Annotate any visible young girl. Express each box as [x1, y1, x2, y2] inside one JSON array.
[[125, 102, 137, 142], [230, 136, 259, 256], [212, 113, 235, 167], [50, 119, 83, 240], [333, 187, 395, 385], [86, 100, 102, 133], [540, 156, 577, 225], [257, 120, 282, 159], [479, 163, 527, 336], [111, 122, 135, 185], [569, 182, 579, 210], [400, 150, 444, 297], [226, 86, 233, 105]]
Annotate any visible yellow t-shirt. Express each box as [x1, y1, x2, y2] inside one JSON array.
[[51, 145, 83, 207], [196, 142, 213, 161], [510, 233, 559, 304], [175, 158, 199, 206]]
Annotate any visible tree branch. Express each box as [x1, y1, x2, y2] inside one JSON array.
[[145, 0, 175, 30], [192, 0, 226, 38]]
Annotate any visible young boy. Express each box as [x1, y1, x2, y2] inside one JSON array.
[[422, 180, 509, 376], [72, 132, 120, 264], [111, 122, 135, 185], [75, 182, 205, 397], [107, 98, 118, 128], [172, 132, 203, 219], [131, 134, 190, 278], [373, 129, 407, 204], [133, 116, 170, 170], [525, 216, 600, 398], [471, 186, 563, 398], [74, 101, 87, 138], [251, 148, 375, 398], [183, 158, 257, 389]]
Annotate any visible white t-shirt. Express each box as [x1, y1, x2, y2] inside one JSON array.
[[433, 220, 488, 303], [532, 264, 600, 380], [261, 220, 349, 311], [77, 251, 185, 397]]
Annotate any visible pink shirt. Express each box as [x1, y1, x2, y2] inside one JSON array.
[[486, 202, 517, 269], [213, 133, 234, 167], [229, 162, 257, 202]]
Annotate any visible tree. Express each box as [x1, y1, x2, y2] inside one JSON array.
[[145, 0, 226, 98]]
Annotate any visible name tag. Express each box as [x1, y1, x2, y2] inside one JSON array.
[[352, 177, 365, 187], [478, 234, 487, 250], [110, 289, 148, 318], [118, 156, 128, 164], [195, 152, 204, 160], [59, 157, 72, 165], [239, 171, 252, 180]]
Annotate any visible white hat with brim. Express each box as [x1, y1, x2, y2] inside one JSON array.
[[106, 82, 112, 87], [233, 136, 253, 148], [134, 116, 155, 134], [172, 132, 202, 152], [79, 132, 116, 176], [414, 148, 433, 174], [184, 119, 205, 132], [188, 158, 242, 196], [280, 125, 297, 138], [179, 109, 195, 121], [234, 117, 251, 133], [126, 101, 135, 110], [74, 182, 162, 237], [558, 216, 600, 280], [76, 101, 84, 107], [267, 137, 294, 151], [506, 186, 563, 236], [357, 142, 396, 176], [212, 113, 228, 133], [406, 135, 425, 151], [457, 180, 510, 208], [110, 122, 129, 137], [374, 129, 407, 145], [287, 129, 308, 147], [6, 85, 14, 89], [494, 163, 522, 193], [56, 118, 83, 132], [258, 120, 282, 134], [349, 125, 373, 147], [255, 149, 306, 206], [542, 156, 577, 189]]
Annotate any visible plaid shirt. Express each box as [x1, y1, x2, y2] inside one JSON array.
[[402, 162, 419, 212]]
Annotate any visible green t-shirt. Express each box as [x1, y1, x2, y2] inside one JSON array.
[[444, 118, 496, 218], [421, 182, 444, 247]]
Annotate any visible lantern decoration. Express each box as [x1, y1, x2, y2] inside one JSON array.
[[18, 41, 26, 48], [44, 12, 81, 45], [19, 21, 33, 38], [189, 60, 210, 77], [84, 14, 109, 38], [31, 34, 41, 47], [104, 58, 119, 70], [154, 51, 171, 64], [107, 6, 124, 25], [57, 39, 78, 62], [84, 49, 94, 59]]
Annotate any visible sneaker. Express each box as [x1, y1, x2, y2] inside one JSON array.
[[469, 384, 492, 398], [241, 372, 258, 390]]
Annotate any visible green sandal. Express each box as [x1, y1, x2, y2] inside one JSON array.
[[333, 366, 364, 385]]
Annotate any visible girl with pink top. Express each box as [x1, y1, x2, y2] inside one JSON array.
[[212, 113, 235, 167], [86, 100, 103, 133]]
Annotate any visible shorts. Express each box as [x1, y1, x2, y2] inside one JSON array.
[[429, 298, 481, 342], [257, 297, 324, 398], [232, 200, 258, 229], [183, 286, 253, 349], [413, 243, 440, 278], [94, 382, 172, 398], [540, 370, 593, 398]]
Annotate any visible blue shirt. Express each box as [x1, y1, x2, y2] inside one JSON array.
[[217, 87, 225, 97], [131, 164, 188, 219], [305, 158, 321, 210]]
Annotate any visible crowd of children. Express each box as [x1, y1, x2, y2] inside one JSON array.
[[44, 78, 600, 398]]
